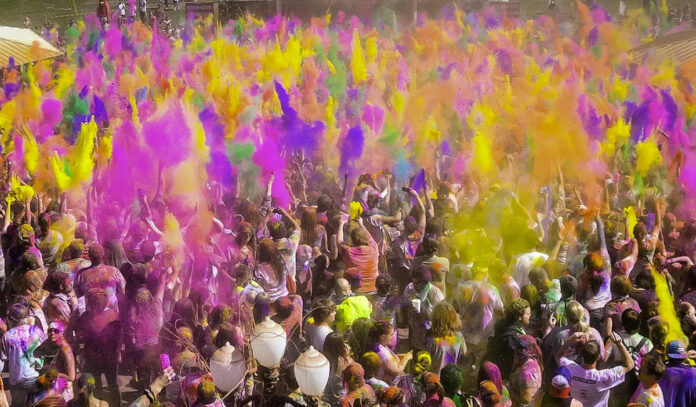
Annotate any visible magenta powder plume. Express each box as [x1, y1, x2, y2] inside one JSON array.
[[339, 125, 365, 174], [252, 136, 291, 207], [142, 104, 191, 166]]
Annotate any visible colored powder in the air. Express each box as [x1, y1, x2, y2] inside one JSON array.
[[350, 29, 368, 84], [651, 268, 686, 344], [349, 201, 364, 219], [635, 138, 663, 176], [22, 127, 40, 176], [623, 206, 637, 239], [339, 125, 365, 174], [142, 103, 191, 167]]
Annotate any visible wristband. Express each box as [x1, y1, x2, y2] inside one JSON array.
[[144, 387, 155, 403]]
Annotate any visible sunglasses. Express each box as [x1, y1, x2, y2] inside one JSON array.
[[47, 328, 62, 334]]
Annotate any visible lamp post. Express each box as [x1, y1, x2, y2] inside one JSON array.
[[249, 317, 287, 401], [294, 346, 330, 407]]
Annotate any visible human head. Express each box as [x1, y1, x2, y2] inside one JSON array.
[[621, 308, 641, 335], [301, 206, 318, 231], [68, 239, 84, 260], [414, 351, 432, 374], [348, 318, 372, 358], [639, 352, 666, 385], [478, 362, 503, 394], [311, 298, 336, 325], [559, 275, 577, 299], [196, 379, 218, 405], [666, 339, 689, 361], [375, 274, 393, 297], [334, 278, 352, 298], [140, 240, 157, 263], [350, 227, 370, 247], [47, 321, 65, 344], [420, 235, 440, 257], [580, 340, 602, 366], [269, 220, 287, 240], [252, 292, 272, 323], [44, 271, 73, 295], [360, 352, 381, 379], [11, 201, 25, 220], [565, 300, 589, 333], [257, 238, 284, 279], [635, 268, 656, 290], [548, 366, 572, 399], [22, 251, 42, 271], [378, 387, 405, 407], [342, 363, 366, 391], [528, 267, 549, 292], [611, 275, 632, 297], [317, 194, 332, 213], [411, 267, 432, 292], [8, 303, 28, 325], [520, 284, 540, 309], [505, 298, 531, 327], [479, 381, 502, 407], [420, 372, 446, 399], [273, 296, 294, 321], [431, 301, 462, 338], [440, 364, 463, 398], [323, 332, 348, 368], [649, 321, 669, 348], [368, 321, 395, 349], [88, 243, 105, 265]]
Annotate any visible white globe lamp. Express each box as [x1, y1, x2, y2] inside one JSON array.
[[209, 342, 245, 392], [294, 346, 330, 397], [250, 316, 287, 367]]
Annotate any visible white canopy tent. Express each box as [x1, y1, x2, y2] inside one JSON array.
[[0, 26, 62, 68]]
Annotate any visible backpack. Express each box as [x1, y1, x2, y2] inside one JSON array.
[[624, 335, 648, 378]]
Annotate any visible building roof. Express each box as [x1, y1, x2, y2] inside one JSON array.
[[630, 29, 696, 66], [0, 26, 62, 68]]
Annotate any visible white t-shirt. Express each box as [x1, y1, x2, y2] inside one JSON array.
[[306, 323, 332, 352], [560, 357, 625, 407], [630, 383, 665, 407]]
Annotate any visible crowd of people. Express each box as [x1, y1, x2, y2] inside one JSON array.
[[1, 146, 696, 407], [2, 1, 696, 407]]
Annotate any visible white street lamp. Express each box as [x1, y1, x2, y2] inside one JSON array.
[[209, 342, 245, 392], [294, 346, 330, 397]]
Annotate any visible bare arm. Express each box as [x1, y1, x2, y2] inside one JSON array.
[[277, 207, 299, 231], [611, 332, 635, 373]]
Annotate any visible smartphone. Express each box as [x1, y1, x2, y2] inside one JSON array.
[[401, 187, 411, 193], [159, 354, 171, 370]]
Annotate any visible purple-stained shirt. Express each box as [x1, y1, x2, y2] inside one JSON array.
[[0, 324, 46, 385]]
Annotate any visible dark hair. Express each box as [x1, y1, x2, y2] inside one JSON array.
[[440, 364, 463, 398], [420, 235, 440, 257], [360, 352, 381, 379], [621, 308, 641, 334], [650, 322, 669, 348], [196, 379, 218, 404], [269, 220, 287, 240], [611, 275, 632, 297], [376, 274, 393, 297], [88, 243, 105, 265], [140, 240, 157, 262], [253, 292, 272, 324], [560, 275, 577, 299], [641, 352, 666, 379], [323, 332, 347, 373], [367, 321, 393, 350], [44, 272, 71, 294], [72, 373, 96, 407], [580, 340, 601, 365], [317, 194, 332, 213], [311, 299, 335, 324], [635, 268, 656, 290], [301, 207, 319, 247], [22, 251, 42, 271], [68, 239, 85, 260], [257, 238, 285, 282]]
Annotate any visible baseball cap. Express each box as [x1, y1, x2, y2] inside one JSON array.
[[549, 366, 572, 399], [666, 339, 689, 359]]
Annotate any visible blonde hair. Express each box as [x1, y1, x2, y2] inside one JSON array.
[[566, 300, 589, 334], [431, 301, 463, 338]]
